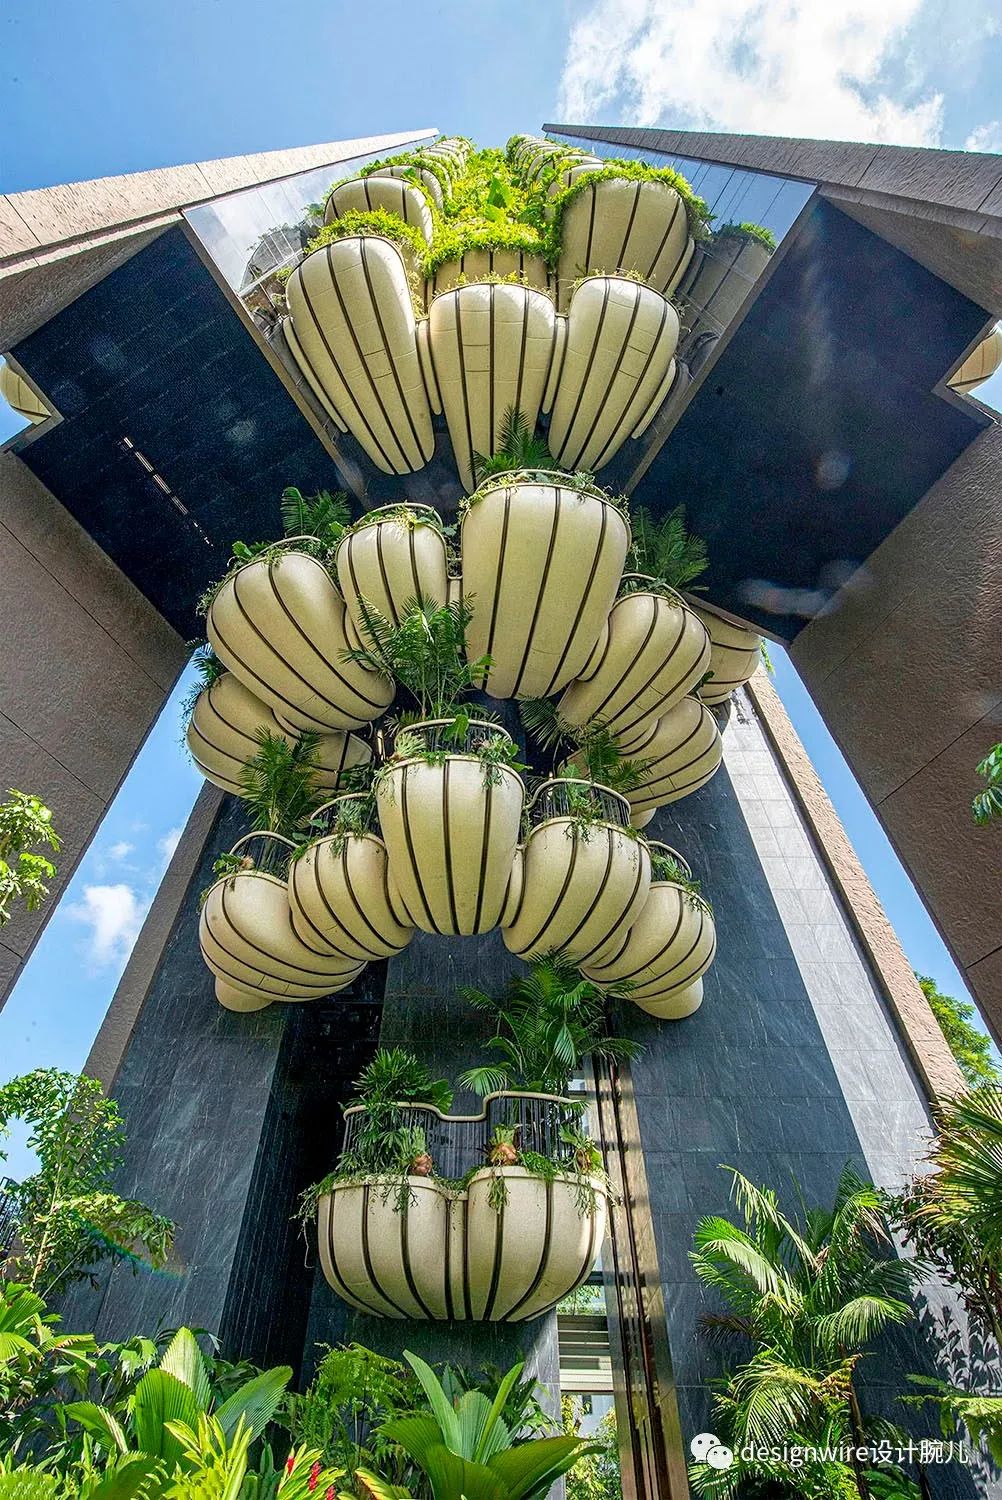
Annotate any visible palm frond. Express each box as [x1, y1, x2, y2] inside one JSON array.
[[629, 504, 709, 592], [472, 406, 553, 485], [237, 731, 327, 839], [280, 486, 351, 548]]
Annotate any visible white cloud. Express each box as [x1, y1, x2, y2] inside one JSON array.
[[107, 840, 134, 862], [158, 827, 183, 864], [965, 121, 1002, 153], [67, 883, 150, 968], [557, 0, 944, 147]]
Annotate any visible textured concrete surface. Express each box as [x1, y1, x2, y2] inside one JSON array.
[[0, 450, 186, 1002]]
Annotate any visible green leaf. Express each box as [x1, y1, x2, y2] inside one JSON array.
[[472, 1362, 523, 1463], [354, 1472, 412, 1500], [419, 1444, 506, 1500], [86, 1456, 163, 1500], [63, 1400, 130, 1453], [0, 1475, 59, 1500], [401, 1351, 462, 1453], [132, 1368, 202, 1465], [487, 1436, 591, 1499], [158, 1327, 211, 1411], [214, 1364, 292, 1442]]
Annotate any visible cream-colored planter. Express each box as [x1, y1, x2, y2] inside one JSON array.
[[427, 283, 557, 490], [289, 805, 414, 962], [325, 175, 434, 244], [335, 506, 450, 639], [425, 249, 549, 300], [559, 580, 710, 740], [187, 672, 371, 795], [379, 163, 444, 211], [503, 780, 650, 965], [620, 697, 723, 814], [284, 237, 434, 474], [206, 546, 393, 733], [319, 1168, 606, 1321], [376, 721, 524, 935], [548, 277, 679, 473], [634, 978, 704, 1019], [199, 840, 365, 1005], [461, 476, 629, 700], [0, 365, 47, 423], [555, 179, 694, 309], [692, 607, 762, 705], [949, 325, 1002, 394], [213, 978, 275, 1013], [582, 848, 716, 1010], [545, 158, 606, 203], [681, 234, 772, 353]]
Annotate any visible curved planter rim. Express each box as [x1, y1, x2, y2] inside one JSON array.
[[427, 276, 554, 311], [211, 539, 335, 590], [616, 573, 688, 609], [525, 776, 632, 826], [320, 1166, 608, 1201], [343, 1088, 579, 1124], [461, 469, 626, 515], [647, 839, 692, 879], [294, 232, 414, 277]]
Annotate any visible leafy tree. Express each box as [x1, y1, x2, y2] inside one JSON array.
[[0, 1070, 173, 1299], [0, 793, 60, 928], [690, 1165, 917, 1498], [915, 973, 999, 1087], [561, 1399, 621, 1500], [458, 956, 640, 1098], [972, 744, 1002, 826]]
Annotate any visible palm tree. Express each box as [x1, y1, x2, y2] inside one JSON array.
[[343, 595, 491, 721], [518, 698, 651, 795], [280, 484, 352, 558], [458, 955, 640, 1097], [237, 730, 327, 840], [472, 406, 553, 486], [691, 1165, 915, 1498]]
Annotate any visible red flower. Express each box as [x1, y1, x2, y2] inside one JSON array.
[[309, 1461, 322, 1491], [325, 1488, 336, 1500], [285, 1454, 296, 1475]]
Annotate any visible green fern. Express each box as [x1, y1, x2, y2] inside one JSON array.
[[472, 406, 554, 485], [343, 595, 490, 719], [279, 486, 351, 550], [237, 731, 327, 840], [629, 504, 709, 593]]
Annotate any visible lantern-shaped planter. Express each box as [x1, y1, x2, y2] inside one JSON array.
[[634, 978, 705, 1020], [692, 607, 763, 705], [548, 277, 679, 473], [559, 578, 710, 741], [324, 175, 434, 244], [375, 719, 525, 935], [378, 162, 444, 211], [425, 248, 549, 300], [284, 236, 434, 474], [426, 282, 557, 490], [502, 779, 650, 965], [289, 795, 414, 962], [199, 834, 365, 1006], [544, 157, 606, 206], [619, 697, 723, 817], [186, 672, 371, 796], [335, 504, 450, 640], [582, 844, 716, 1014], [949, 324, 1002, 394], [206, 543, 394, 733], [460, 474, 630, 700], [555, 178, 695, 310]]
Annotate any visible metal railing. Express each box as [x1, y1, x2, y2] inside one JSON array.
[[227, 832, 296, 880], [525, 778, 632, 830], [307, 794, 377, 840], [386, 717, 512, 758]]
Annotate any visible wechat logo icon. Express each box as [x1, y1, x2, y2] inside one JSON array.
[[690, 1432, 734, 1470]]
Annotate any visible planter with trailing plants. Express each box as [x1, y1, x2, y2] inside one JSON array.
[[582, 843, 716, 1017], [425, 245, 550, 299], [308, 1043, 610, 1321], [334, 503, 451, 638], [199, 833, 365, 1010], [288, 791, 414, 962], [460, 419, 631, 700], [324, 175, 434, 245], [547, 276, 680, 474], [185, 660, 371, 797], [343, 596, 525, 935], [371, 160, 445, 210], [426, 283, 557, 490], [617, 695, 723, 819], [284, 235, 434, 475], [680, 222, 776, 369], [502, 777, 651, 965], [692, 605, 764, 705]]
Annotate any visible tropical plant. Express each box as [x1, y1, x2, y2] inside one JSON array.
[[915, 974, 999, 1086], [0, 1070, 173, 1299], [627, 505, 709, 595], [287, 1344, 422, 1497], [561, 1398, 621, 1500], [0, 1283, 112, 1455], [371, 1350, 591, 1500], [458, 956, 640, 1098], [471, 407, 553, 485], [180, 644, 227, 733], [973, 743, 1002, 826], [0, 792, 60, 928], [690, 1165, 917, 1499], [279, 487, 351, 556], [648, 848, 708, 910], [545, 158, 710, 250], [438, 1366, 553, 1442], [343, 596, 490, 721], [238, 732, 327, 842], [519, 700, 650, 796]]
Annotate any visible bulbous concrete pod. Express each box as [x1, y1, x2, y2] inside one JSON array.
[[284, 236, 434, 475], [634, 978, 704, 1019], [427, 282, 557, 491], [559, 577, 711, 741], [378, 162, 443, 211], [206, 545, 393, 734], [289, 795, 414, 962], [186, 672, 372, 796], [0, 364, 47, 423], [376, 719, 525, 935], [503, 780, 651, 965], [582, 843, 716, 1015], [460, 475, 630, 700], [335, 504, 450, 640], [548, 277, 680, 474], [692, 607, 763, 706], [213, 978, 274, 1013], [620, 697, 723, 816], [425, 249, 549, 300], [948, 323, 1002, 394], [544, 157, 606, 204], [199, 835, 366, 1007], [318, 1168, 607, 1321], [554, 179, 695, 310], [324, 175, 434, 244]]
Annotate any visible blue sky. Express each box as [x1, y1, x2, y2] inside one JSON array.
[[0, 0, 1000, 1172]]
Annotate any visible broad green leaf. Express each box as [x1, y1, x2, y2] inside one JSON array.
[[158, 1329, 211, 1411], [416, 1444, 505, 1500], [0, 1331, 38, 1361], [214, 1365, 291, 1442], [354, 1472, 412, 1500], [380, 1414, 449, 1471], [455, 1390, 494, 1461], [64, 1400, 130, 1454], [85, 1456, 163, 1500], [133, 1369, 201, 1466], [473, 1362, 523, 1463], [401, 1351, 462, 1453], [487, 1436, 592, 1500], [0, 1475, 59, 1500]]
